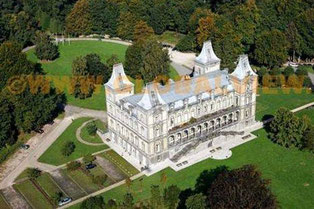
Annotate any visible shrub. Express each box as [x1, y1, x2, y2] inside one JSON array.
[[62, 141, 75, 156], [296, 66, 309, 76], [66, 161, 81, 171], [87, 121, 97, 136], [189, 117, 197, 124], [81, 196, 106, 209], [83, 154, 96, 164], [269, 67, 281, 75], [92, 174, 107, 186], [28, 168, 41, 179], [283, 66, 295, 77]]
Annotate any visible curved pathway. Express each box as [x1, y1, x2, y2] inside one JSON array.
[[76, 119, 105, 146]]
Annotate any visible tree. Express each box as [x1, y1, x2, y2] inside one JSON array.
[[163, 185, 180, 209], [52, 192, 63, 205], [0, 95, 17, 148], [133, 20, 154, 42], [295, 9, 314, 59], [124, 43, 143, 78], [28, 168, 41, 179], [0, 41, 36, 90], [303, 126, 314, 152], [86, 121, 97, 136], [83, 154, 96, 164], [185, 193, 207, 209], [269, 108, 308, 148], [34, 32, 59, 61], [196, 14, 216, 47], [62, 141, 75, 156], [117, 11, 138, 40], [106, 54, 120, 70], [295, 66, 308, 76], [65, 0, 92, 36], [125, 177, 132, 192], [254, 29, 289, 68], [140, 39, 170, 83], [71, 53, 108, 98], [66, 161, 81, 171], [283, 66, 295, 77], [208, 165, 278, 209], [175, 33, 196, 52], [285, 22, 302, 61], [81, 196, 106, 209]]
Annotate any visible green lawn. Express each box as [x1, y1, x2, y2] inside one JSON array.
[[100, 150, 139, 177], [39, 117, 108, 166], [0, 193, 10, 209], [80, 120, 106, 144], [156, 31, 186, 45], [63, 169, 101, 193], [70, 128, 314, 209], [256, 88, 314, 120], [296, 107, 314, 123], [36, 173, 63, 199], [14, 168, 32, 182], [14, 180, 53, 209], [26, 41, 128, 76]]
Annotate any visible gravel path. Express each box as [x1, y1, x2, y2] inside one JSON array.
[[96, 156, 125, 182], [1, 186, 31, 209]]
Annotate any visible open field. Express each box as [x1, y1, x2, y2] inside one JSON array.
[[70, 128, 314, 209], [14, 180, 53, 209], [100, 150, 139, 177], [39, 117, 108, 166], [256, 88, 314, 120]]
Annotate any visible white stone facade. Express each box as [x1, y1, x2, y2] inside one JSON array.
[[104, 40, 258, 170]]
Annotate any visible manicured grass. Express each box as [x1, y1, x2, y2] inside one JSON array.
[[70, 128, 314, 209], [39, 117, 108, 166], [256, 88, 314, 120], [26, 41, 127, 76], [0, 193, 10, 209], [169, 65, 181, 81], [101, 150, 139, 177], [295, 107, 314, 123], [14, 180, 53, 209], [36, 173, 63, 199], [14, 168, 32, 182], [80, 120, 106, 144], [156, 31, 185, 45], [63, 169, 101, 193]]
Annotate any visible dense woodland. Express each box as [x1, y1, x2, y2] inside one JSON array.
[[0, 0, 313, 69]]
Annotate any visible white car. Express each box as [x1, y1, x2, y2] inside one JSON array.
[[58, 197, 72, 206]]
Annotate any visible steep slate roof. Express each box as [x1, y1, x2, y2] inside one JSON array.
[[195, 40, 220, 65], [231, 55, 257, 80], [123, 70, 233, 111], [105, 63, 134, 89]]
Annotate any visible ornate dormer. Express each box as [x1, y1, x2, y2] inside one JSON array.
[[194, 40, 221, 76]]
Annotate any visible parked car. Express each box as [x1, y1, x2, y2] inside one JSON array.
[[85, 163, 96, 170], [58, 197, 72, 206], [20, 144, 30, 150]]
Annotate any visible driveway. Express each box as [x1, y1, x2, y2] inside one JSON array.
[[0, 105, 107, 189]]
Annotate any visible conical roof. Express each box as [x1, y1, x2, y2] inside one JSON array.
[[195, 40, 220, 65]]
